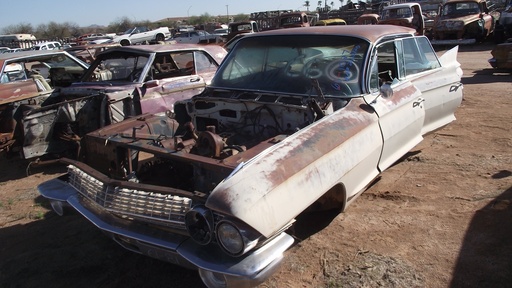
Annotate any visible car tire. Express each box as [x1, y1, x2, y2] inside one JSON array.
[[155, 34, 165, 42], [120, 40, 130, 46]]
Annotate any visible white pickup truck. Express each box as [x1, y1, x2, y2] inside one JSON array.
[[111, 26, 171, 46]]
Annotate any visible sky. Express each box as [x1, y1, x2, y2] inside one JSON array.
[[0, 0, 312, 30]]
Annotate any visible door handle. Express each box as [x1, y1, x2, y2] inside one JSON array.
[[190, 77, 200, 82]]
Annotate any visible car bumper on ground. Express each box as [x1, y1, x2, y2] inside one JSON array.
[[38, 177, 295, 288]]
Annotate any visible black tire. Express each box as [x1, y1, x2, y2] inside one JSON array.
[[155, 34, 165, 42], [120, 39, 130, 46]]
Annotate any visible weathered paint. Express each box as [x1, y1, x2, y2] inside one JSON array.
[[0, 81, 41, 105], [432, 0, 496, 43], [206, 98, 383, 237]]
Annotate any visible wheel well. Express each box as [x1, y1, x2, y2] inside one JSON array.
[[305, 183, 347, 213], [289, 183, 346, 240], [120, 39, 130, 46]]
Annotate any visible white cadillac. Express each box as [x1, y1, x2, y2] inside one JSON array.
[[38, 25, 463, 288]]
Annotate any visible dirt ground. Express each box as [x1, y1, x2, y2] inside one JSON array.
[[0, 42, 511, 288]]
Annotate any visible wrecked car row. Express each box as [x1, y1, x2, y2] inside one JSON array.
[[37, 25, 464, 288], [0, 50, 89, 155], [0, 43, 226, 159]]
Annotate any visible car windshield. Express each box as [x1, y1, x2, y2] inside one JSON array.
[[123, 27, 137, 34], [82, 51, 149, 82], [1, 53, 87, 83], [443, 2, 481, 16], [211, 35, 368, 97], [382, 7, 413, 20]]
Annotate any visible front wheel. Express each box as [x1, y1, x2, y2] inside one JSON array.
[[120, 39, 130, 46]]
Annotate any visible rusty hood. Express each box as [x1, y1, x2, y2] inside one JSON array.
[[437, 14, 481, 27]]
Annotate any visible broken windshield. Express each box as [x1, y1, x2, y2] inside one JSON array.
[[211, 35, 368, 97], [83, 52, 149, 82]]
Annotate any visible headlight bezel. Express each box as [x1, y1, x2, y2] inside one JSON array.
[[185, 205, 215, 245], [185, 206, 263, 257]]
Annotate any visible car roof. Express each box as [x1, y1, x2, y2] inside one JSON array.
[[99, 43, 224, 53], [383, 3, 420, 9], [93, 43, 228, 64], [242, 25, 417, 44], [0, 49, 71, 61]]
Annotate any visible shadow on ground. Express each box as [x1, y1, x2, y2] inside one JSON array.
[[0, 209, 206, 288], [450, 185, 512, 288]]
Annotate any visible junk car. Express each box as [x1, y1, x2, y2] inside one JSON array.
[[110, 26, 171, 46], [488, 40, 512, 69], [0, 50, 88, 155], [378, 2, 425, 35], [431, 0, 497, 45], [38, 25, 463, 288], [19, 44, 226, 159]]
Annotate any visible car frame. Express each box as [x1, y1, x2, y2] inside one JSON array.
[[488, 40, 512, 69], [110, 26, 171, 46], [431, 0, 497, 45], [18, 44, 226, 159], [0, 50, 89, 154], [38, 25, 463, 288]]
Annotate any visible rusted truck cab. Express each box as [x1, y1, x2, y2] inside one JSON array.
[[225, 21, 260, 41], [431, 0, 496, 44], [378, 3, 425, 35], [278, 12, 319, 28]]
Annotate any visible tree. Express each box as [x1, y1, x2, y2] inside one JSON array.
[[304, 1, 311, 12], [1, 23, 34, 35], [232, 13, 249, 22], [106, 17, 134, 34], [33, 21, 79, 40]]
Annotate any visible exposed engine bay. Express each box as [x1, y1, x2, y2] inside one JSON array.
[[82, 89, 350, 196]]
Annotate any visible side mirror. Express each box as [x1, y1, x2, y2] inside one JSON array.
[[380, 83, 393, 98]]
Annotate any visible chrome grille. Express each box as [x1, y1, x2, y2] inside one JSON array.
[[67, 165, 192, 230]]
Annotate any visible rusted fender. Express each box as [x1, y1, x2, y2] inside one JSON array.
[[0, 81, 41, 105], [206, 98, 383, 237]]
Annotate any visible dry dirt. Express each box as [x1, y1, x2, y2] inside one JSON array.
[[0, 43, 511, 288]]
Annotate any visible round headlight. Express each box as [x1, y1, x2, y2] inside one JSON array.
[[217, 221, 244, 255], [185, 205, 214, 245]]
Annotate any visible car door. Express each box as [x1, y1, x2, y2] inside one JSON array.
[[364, 39, 425, 171], [138, 27, 152, 42], [138, 51, 210, 115], [401, 36, 463, 134], [128, 28, 146, 44]]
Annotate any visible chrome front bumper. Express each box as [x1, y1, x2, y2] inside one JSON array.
[[38, 177, 294, 287]]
